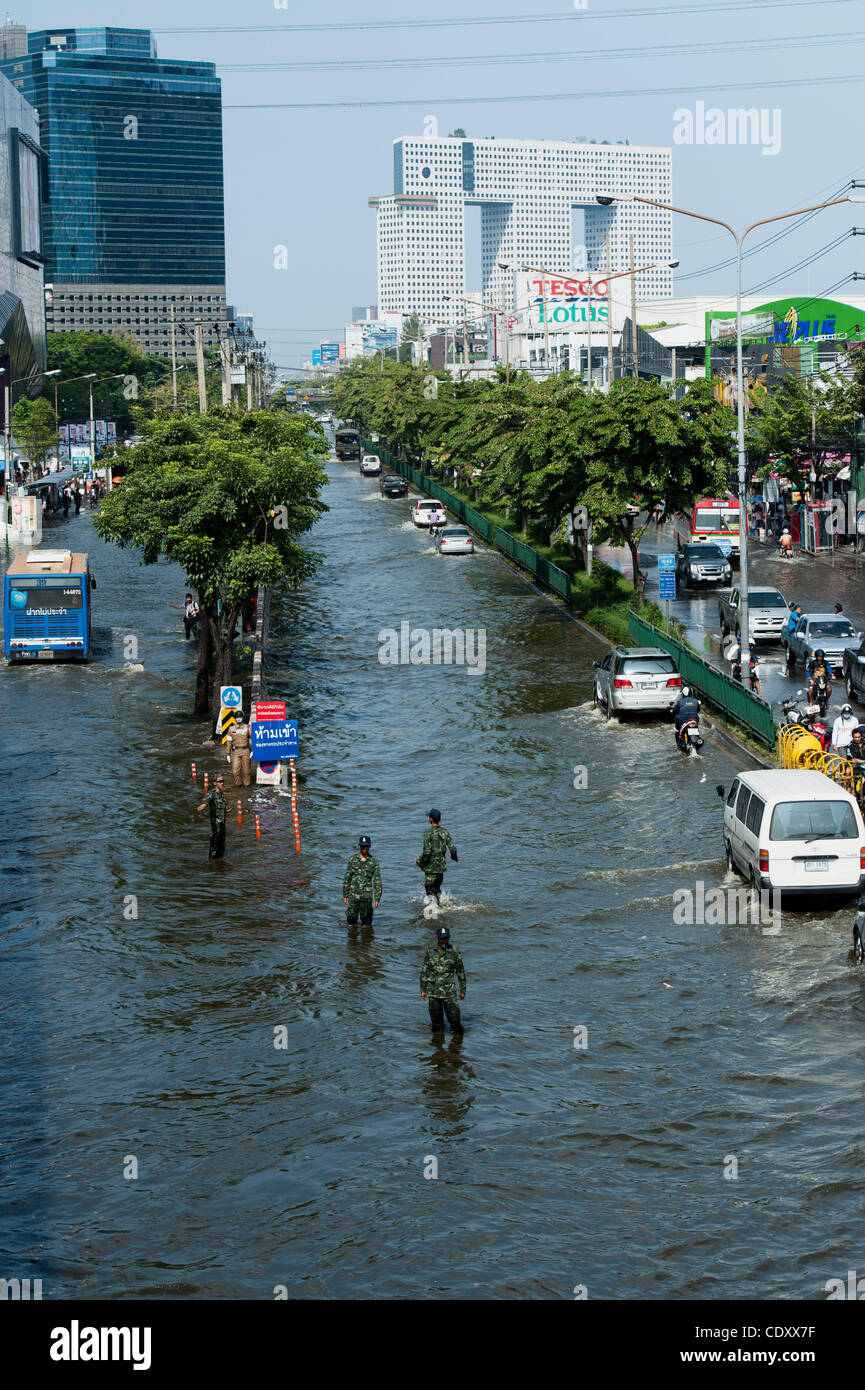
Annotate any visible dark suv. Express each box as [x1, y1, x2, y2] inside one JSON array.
[[380, 474, 408, 498], [674, 543, 732, 588]]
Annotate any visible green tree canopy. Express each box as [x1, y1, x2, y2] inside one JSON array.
[[94, 407, 329, 717], [11, 396, 59, 468]]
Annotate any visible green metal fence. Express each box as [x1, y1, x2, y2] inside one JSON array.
[[628, 611, 777, 747], [363, 438, 571, 602]]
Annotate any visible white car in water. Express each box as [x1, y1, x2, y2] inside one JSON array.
[[412, 498, 446, 528], [438, 526, 474, 556], [360, 454, 382, 476]]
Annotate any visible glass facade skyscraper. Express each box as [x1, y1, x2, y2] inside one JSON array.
[[0, 27, 227, 357]]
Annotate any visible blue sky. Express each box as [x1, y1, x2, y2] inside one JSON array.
[[19, 0, 865, 369]]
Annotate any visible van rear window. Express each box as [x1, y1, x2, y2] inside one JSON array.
[[769, 800, 859, 841]]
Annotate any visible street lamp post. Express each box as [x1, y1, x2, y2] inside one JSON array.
[[594, 188, 865, 669]]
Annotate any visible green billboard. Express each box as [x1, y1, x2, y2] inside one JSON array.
[[704, 296, 865, 374]]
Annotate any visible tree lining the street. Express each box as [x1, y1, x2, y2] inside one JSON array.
[[93, 407, 329, 719], [332, 359, 734, 594]]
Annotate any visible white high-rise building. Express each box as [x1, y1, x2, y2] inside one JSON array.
[[369, 135, 674, 328]]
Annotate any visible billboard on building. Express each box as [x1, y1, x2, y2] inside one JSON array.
[[319, 342, 340, 363], [706, 297, 865, 346], [515, 271, 609, 330]]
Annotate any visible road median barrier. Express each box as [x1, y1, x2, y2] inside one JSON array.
[[363, 438, 572, 603], [627, 611, 777, 748]]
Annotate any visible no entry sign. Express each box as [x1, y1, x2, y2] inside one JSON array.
[[254, 701, 287, 722], [251, 720, 299, 761]]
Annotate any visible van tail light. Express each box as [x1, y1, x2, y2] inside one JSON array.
[[759, 849, 769, 872], [860, 847, 865, 871], [613, 679, 632, 689], [666, 676, 682, 687]]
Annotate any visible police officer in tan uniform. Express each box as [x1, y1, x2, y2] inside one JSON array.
[[227, 711, 253, 787]]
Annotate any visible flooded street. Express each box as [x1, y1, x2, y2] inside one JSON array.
[[4, 461, 865, 1300]]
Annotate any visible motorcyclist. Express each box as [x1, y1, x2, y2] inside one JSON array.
[[728, 638, 743, 684], [747, 653, 761, 697], [779, 527, 793, 558], [806, 649, 833, 705], [670, 685, 701, 742]]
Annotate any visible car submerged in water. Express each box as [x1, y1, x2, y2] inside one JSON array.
[[592, 646, 683, 718], [380, 473, 408, 498], [437, 526, 474, 556]]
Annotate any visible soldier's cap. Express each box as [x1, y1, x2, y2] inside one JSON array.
[[428, 808, 441, 822], [216, 775, 224, 783], [358, 835, 371, 847], [436, 924, 450, 940]]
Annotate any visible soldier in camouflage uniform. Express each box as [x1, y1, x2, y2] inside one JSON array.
[[342, 834, 382, 927], [197, 774, 228, 859], [420, 924, 466, 1034], [415, 807, 458, 904]]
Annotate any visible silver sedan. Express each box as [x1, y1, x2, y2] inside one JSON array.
[[438, 526, 475, 556]]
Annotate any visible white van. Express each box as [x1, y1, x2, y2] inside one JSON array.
[[718, 769, 865, 899]]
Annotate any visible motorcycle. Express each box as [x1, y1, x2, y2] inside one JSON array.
[[675, 717, 704, 754], [811, 672, 831, 717], [779, 690, 830, 750]]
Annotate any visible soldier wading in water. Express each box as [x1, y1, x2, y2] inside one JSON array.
[[420, 924, 466, 1035], [197, 774, 228, 859], [415, 808, 458, 905], [342, 835, 382, 927]]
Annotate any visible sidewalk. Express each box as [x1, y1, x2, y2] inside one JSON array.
[[747, 534, 865, 571]]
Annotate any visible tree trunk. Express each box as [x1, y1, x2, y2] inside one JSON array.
[[209, 604, 241, 729], [627, 535, 646, 601], [194, 607, 213, 715]]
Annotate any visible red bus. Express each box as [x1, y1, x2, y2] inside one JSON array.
[[681, 496, 740, 562]]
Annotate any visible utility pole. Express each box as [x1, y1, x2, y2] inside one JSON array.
[[170, 303, 178, 408], [502, 286, 510, 387], [89, 379, 96, 484], [630, 233, 638, 379], [246, 358, 253, 411], [221, 329, 232, 406], [463, 306, 469, 372], [605, 233, 614, 389], [194, 322, 207, 412], [4, 382, 10, 484]]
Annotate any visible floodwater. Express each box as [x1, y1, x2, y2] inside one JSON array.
[[3, 461, 865, 1300]]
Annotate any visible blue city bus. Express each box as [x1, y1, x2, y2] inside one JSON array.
[[4, 549, 95, 661]]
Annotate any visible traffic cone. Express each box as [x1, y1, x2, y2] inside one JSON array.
[[203, 771, 209, 791], [237, 800, 242, 826], [191, 762, 197, 781], [255, 814, 261, 839]]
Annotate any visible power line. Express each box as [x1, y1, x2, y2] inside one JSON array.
[[224, 70, 865, 110], [157, 0, 858, 35], [216, 30, 865, 75]]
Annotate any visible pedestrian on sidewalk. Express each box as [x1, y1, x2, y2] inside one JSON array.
[[420, 924, 466, 1036], [832, 704, 858, 755], [198, 773, 228, 859]]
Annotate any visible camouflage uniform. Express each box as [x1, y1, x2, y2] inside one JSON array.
[[420, 941, 466, 1033], [342, 852, 382, 926], [416, 825, 458, 900], [207, 787, 228, 859]]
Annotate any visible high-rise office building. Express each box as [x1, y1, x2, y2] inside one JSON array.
[[0, 25, 226, 358], [370, 135, 673, 326], [0, 68, 46, 385]]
